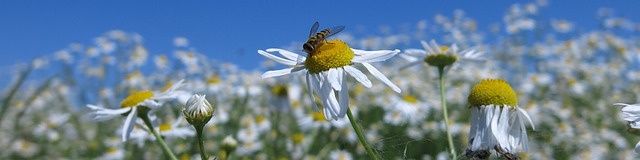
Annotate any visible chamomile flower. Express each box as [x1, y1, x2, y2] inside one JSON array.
[[465, 79, 535, 159], [328, 149, 353, 160], [100, 147, 125, 160], [614, 103, 640, 153], [400, 40, 483, 70], [12, 139, 39, 158], [259, 40, 401, 120], [86, 79, 185, 142], [236, 141, 264, 156]]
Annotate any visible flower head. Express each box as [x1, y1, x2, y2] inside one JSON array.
[[259, 39, 401, 120], [305, 40, 355, 74], [614, 103, 640, 153], [400, 40, 484, 70], [86, 79, 185, 142], [183, 94, 215, 127], [221, 135, 238, 154], [465, 79, 535, 159]]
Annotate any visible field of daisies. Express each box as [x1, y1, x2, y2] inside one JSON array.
[[3, 2, 640, 160]]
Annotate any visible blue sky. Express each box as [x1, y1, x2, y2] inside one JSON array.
[[0, 1, 638, 73]]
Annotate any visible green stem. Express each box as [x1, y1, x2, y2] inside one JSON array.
[[196, 126, 208, 160], [438, 66, 457, 160], [140, 114, 178, 160], [347, 107, 377, 160]]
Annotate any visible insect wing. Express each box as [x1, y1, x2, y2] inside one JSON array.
[[324, 25, 345, 38], [308, 22, 320, 37]]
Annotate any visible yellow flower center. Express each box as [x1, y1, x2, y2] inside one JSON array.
[[468, 79, 518, 108], [292, 133, 304, 144], [208, 75, 221, 84], [338, 153, 348, 160], [125, 70, 142, 81], [159, 123, 171, 132], [255, 115, 266, 124], [270, 84, 288, 97], [402, 95, 418, 104], [21, 140, 30, 149], [439, 46, 450, 52], [311, 110, 325, 121], [180, 153, 191, 160], [107, 147, 118, 154], [305, 40, 354, 74], [120, 90, 154, 108]]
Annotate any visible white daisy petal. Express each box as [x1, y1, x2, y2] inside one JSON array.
[[338, 72, 349, 117], [90, 107, 131, 121], [92, 107, 131, 115], [306, 73, 319, 111], [622, 104, 640, 114], [141, 99, 164, 109], [122, 107, 138, 142], [614, 103, 632, 106], [326, 88, 341, 121], [636, 141, 640, 153], [327, 68, 342, 91], [315, 73, 340, 120], [258, 50, 297, 66], [315, 77, 334, 120], [449, 43, 459, 54], [398, 60, 422, 70], [266, 48, 305, 61], [402, 49, 428, 57], [361, 63, 401, 93], [421, 40, 435, 54], [86, 104, 104, 110], [517, 107, 536, 130], [429, 40, 441, 53], [261, 67, 304, 79], [498, 107, 510, 148], [344, 66, 372, 88], [312, 74, 330, 113], [352, 48, 399, 55], [399, 54, 419, 62], [351, 49, 399, 63], [166, 79, 185, 93]]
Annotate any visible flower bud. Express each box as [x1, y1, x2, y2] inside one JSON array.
[[221, 135, 238, 154], [183, 94, 214, 127]]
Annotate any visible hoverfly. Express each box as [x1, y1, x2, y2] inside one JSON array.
[[303, 22, 345, 55]]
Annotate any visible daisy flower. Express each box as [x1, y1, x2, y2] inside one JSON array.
[[221, 135, 238, 154], [614, 103, 640, 153], [328, 149, 353, 160], [465, 79, 535, 159], [400, 39, 483, 70], [86, 79, 185, 142], [259, 40, 401, 120]]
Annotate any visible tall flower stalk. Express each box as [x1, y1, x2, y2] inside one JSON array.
[[347, 107, 378, 159], [400, 40, 483, 159], [183, 94, 215, 160], [139, 111, 178, 160], [437, 66, 457, 159]]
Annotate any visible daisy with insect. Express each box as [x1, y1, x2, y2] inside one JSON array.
[[259, 22, 401, 159]]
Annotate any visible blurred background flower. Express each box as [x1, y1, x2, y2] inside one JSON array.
[[1, 0, 640, 159]]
